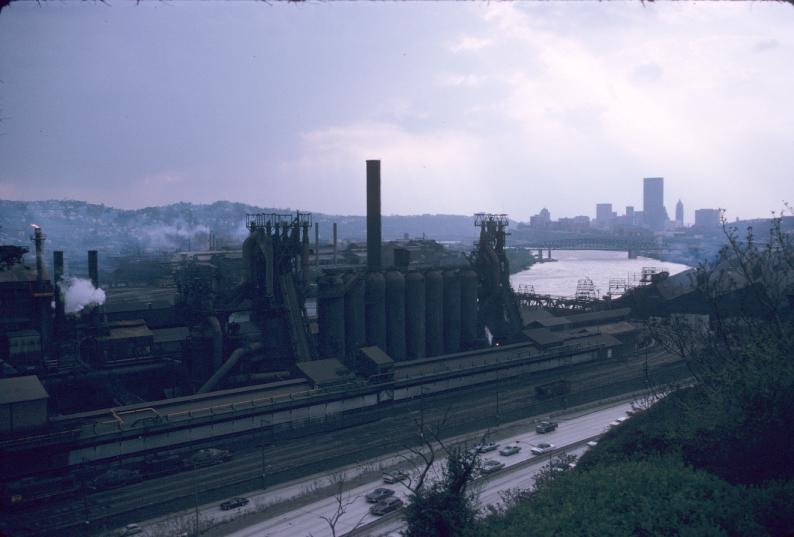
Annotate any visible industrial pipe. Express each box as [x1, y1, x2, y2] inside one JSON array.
[[197, 342, 264, 394]]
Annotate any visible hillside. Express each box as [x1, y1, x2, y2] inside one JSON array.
[[0, 199, 482, 260]]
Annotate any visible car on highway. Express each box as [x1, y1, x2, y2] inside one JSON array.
[[498, 444, 521, 456], [365, 487, 395, 503], [535, 421, 558, 434], [587, 440, 599, 447], [220, 497, 249, 510], [480, 460, 506, 475], [530, 442, 555, 455], [383, 470, 409, 484], [473, 441, 499, 453], [119, 524, 143, 536], [369, 496, 404, 516]]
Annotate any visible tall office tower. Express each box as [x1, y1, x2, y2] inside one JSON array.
[[596, 203, 613, 228], [675, 199, 684, 227], [626, 206, 635, 225], [643, 177, 669, 230]]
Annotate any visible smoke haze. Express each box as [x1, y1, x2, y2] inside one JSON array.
[[62, 277, 106, 314]]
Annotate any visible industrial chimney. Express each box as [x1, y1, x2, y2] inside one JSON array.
[[367, 160, 382, 272], [31, 224, 47, 281], [88, 250, 99, 289]]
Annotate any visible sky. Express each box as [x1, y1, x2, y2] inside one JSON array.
[[0, 2, 793, 223]]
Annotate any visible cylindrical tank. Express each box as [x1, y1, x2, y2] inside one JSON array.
[[318, 273, 346, 358], [425, 270, 444, 357], [242, 232, 255, 286], [443, 270, 461, 354], [365, 271, 386, 351], [405, 271, 426, 359], [385, 270, 406, 361], [460, 269, 478, 349], [344, 273, 366, 359], [205, 316, 224, 371]]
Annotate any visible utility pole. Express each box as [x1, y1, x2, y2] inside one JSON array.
[[192, 461, 199, 536]]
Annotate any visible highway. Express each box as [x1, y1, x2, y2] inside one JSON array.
[[131, 400, 635, 537]]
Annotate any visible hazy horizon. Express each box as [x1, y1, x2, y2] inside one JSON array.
[[1, 2, 792, 222]]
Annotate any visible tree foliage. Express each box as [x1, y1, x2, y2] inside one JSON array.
[[473, 458, 768, 537], [402, 446, 480, 537]]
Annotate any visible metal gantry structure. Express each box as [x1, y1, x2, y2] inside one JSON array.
[[472, 213, 524, 345]]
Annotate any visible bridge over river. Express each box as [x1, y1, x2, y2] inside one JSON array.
[[515, 236, 662, 259]]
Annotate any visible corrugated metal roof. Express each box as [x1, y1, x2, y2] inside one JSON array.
[[0, 375, 49, 405], [360, 346, 394, 366]]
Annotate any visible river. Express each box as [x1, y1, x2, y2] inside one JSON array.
[[510, 250, 691, 298]]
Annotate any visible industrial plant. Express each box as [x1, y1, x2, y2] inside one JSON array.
[[0, 160, 700, 536]]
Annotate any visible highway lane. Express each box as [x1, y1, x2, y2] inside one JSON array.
[[134, 400, 635, 537]]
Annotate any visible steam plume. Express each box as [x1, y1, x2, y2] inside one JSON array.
[[61, 277, 106, 314]]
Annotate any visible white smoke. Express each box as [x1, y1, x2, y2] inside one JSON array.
[[61, 277, 106, 314], [135, 222, 210, 252]]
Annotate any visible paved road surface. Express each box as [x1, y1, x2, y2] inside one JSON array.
[[132, 400, 634, 537]]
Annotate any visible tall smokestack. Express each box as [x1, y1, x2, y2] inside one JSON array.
[[53, 251, 64, 285], [333, 222, 338, 265], [315, 222, 320, 267], [53, 251, 65, 329], [88, 250, 99, 289], [31, 225, 47, 281], [367, 160, 382, 272]]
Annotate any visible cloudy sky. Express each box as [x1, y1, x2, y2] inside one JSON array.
[[1, 2, 792, 222]]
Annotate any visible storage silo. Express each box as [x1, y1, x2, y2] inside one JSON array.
[[460, 269, 478, 349], [318, 273, 346, 359], [425, 270, 444, 357], [385, 270, 406, 361], [405, 271, 426, 359], [365, 271, 387, 351], [443, 270, 461, 354], [344, 273, 366, 358]]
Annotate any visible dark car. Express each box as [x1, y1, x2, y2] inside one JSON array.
[[220, 497, 249, 510], [535, 421, 558, 434], [369, 496, 403, 516], [383, 470, 409, 484], [480, 460, 505, 474], [365, 488, 395, 503]]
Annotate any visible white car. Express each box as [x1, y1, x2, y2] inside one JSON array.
[[474, 441, 499, 453], [119, 524, 143, 537], [530, 442, 554, 455], [586, 440, 599, 447]]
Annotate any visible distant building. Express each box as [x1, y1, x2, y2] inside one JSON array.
[[595, 203, 614, 229], [643, 177, 669, 231], [694, 208, 722, 228], [529, 208, 551, 229], [554, 216, 590, 232], [675, 199, 684, 227], [625, 206, 636, 226]]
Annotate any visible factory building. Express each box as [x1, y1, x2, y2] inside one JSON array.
[[0, 375, 49, 432]]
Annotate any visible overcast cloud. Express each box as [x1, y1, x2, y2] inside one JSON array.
[[0, 2, 792, 222]]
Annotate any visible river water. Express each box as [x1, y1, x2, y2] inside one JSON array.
[[510, 250, 691, 298]]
